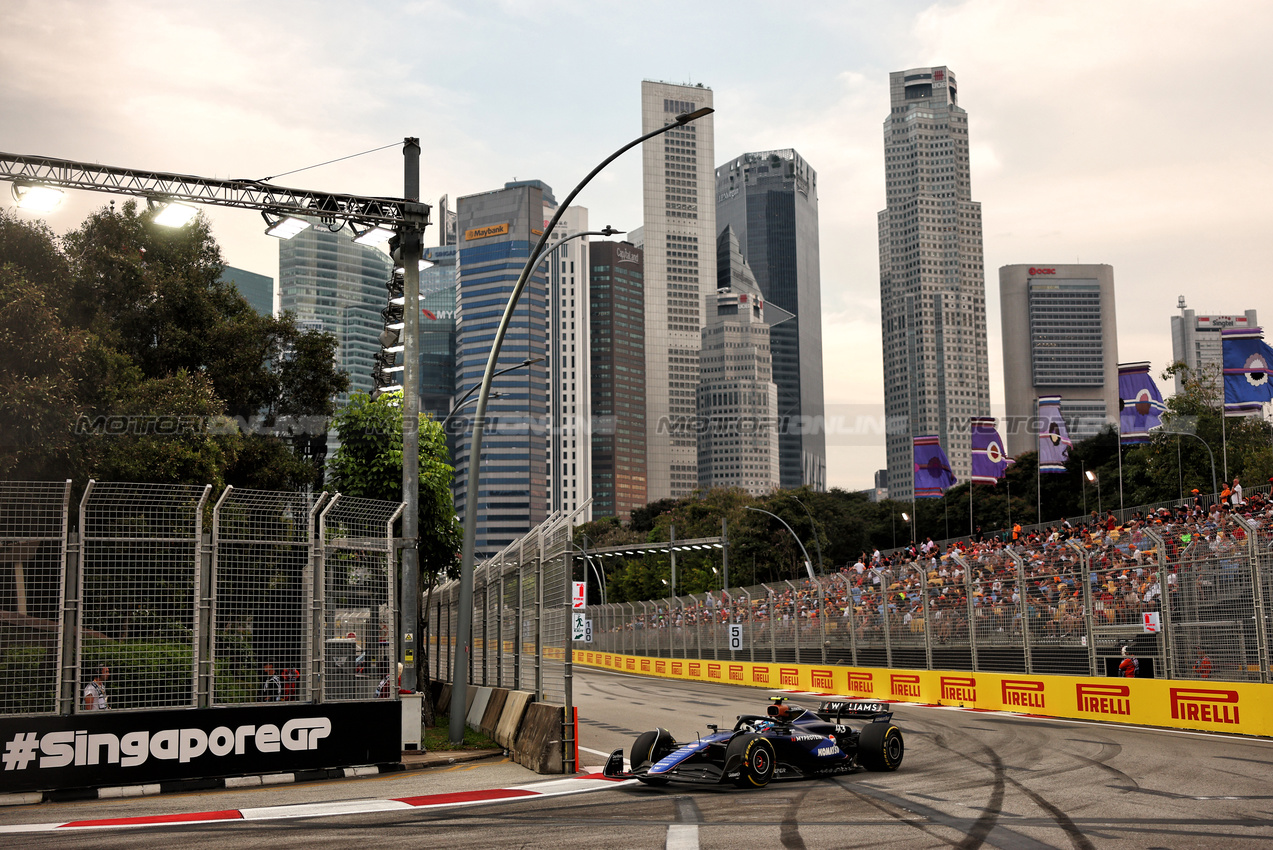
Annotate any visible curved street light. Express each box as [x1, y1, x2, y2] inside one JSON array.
[[450, 107, 714, 744], [787, 494, 824, 574], [745, 506, 815, 582]]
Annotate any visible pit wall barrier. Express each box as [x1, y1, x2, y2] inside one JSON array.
[[574, 651, 1273, 738]]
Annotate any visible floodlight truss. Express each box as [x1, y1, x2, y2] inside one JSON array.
[[585, 536, 724, 557], [0, 151, 429, 232]]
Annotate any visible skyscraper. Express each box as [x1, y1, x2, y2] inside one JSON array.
[[537, 196, 591, 520], [1170, 299, 1258, 393], [1000, 264, 1119, 458], [640, 80, 716, 500], [279, 223, 393, 399], [716, 149, 826, 490], [219, 265, 274, 317], [453, 184, 549, 559], [878, 66, 990, 500], [589, 240, 646, 520], [697, 227, 780, 494], [418, 244, 457, 423]]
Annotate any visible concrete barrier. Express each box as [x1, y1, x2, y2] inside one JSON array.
[[480, 688, 509, 737], [494, 691, 534, 749], [511, 703, 564, 774], [466, 686, 492, 729]]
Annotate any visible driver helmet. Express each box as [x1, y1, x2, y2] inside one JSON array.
[[752, 719, 775, 733]]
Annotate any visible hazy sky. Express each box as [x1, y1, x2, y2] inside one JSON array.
[[5, 1, 1271, 490]]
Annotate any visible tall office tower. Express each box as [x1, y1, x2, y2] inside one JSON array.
[[419, 245, 457, 423], [453, 185, 549, 559], [697, 227, 780, 494], [219, 265, 274, 317], [279, 224, 393, 399], [589, 240, 647, 520], [878, 66, 990, 500], [640, 80, 717, 500], [999, 264, 1119, 458], [1170, 299, 1258, 393], [437, 195, 458, 246], [715, 149, 826, 491], [532, 190, 592, 521]]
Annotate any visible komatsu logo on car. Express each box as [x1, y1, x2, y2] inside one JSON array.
[[3, 718, 331, 771], [815, 745, 841, 757]]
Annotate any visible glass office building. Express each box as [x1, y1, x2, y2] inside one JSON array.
[[715, 149, 826, 491]]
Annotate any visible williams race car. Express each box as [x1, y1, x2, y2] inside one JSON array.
[[602, 696, 904, 788]]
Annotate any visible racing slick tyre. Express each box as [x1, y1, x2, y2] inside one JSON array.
[[726, 733, 777, 788], [858, 722, 905, 771], [631, 728, 676, 770]]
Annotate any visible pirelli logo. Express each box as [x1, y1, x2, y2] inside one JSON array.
[[891, 674, 921, 698], [640, 659, 650, 672], [464, 222, 510, 241], [1171, 688, 1240, 725], [812, 669, 835, 690], [688, 662, 701, 677], [626, 658, 635, 670], [941, 676, 977, 703], [847, 672, 874, 694], [729, 665, 744, 682], [1076, 683, 1131, 716], [655, 661, 667, 674], [1001, 679, 1046, 710], [779, 668, 800, 687], [753, 666, 770, 685], [671, 662, 683, 676], [707, 664, 721, 679]]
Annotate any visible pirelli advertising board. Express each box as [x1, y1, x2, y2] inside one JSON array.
[[572, 652, 1272, 737]]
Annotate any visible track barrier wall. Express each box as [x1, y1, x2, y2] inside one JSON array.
[[573, 650, 1272, 737]]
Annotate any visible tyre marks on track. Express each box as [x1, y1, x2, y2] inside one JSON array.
[[778, 786, 810, 850]]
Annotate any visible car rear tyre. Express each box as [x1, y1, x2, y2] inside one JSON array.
[[726, 733, 776, 788], [631, 727, 676, 770], [858, 722, 904, 771]]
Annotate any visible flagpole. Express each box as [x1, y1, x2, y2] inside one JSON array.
[[1220, 393, 1229, 488], [910, 436, 917, 546], [1117, 418, 1125, 516]]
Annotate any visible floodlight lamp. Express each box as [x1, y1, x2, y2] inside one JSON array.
[[393, 259, 432, 274], [262, 212, 310, 239], [385, 344, 404, 354], [352, 223, 395, 245], [11, 182, 64, 212], [1085, 471, 1097, 482], [386, 321, 404, 331], [152, 200, 198, 227], [385, 364, 404, 374], [902, 512, 911, 522], [379, 383, 404, 393], [379, 328, 401, 348]]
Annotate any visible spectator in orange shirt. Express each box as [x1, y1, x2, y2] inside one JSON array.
[[1193, 648, 1213, 679]]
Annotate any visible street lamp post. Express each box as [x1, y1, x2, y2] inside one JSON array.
[[450, 107, 713, 746], [788, 495, 823, 574], [1086, 471, 1101, 515]]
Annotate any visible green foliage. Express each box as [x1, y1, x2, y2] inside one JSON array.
[[0, 203, 349, 490], [81, 639, 195, 710], [329, 390, 461, 582]]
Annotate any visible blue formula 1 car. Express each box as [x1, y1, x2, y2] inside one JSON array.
[[602, 696, 904, 788]]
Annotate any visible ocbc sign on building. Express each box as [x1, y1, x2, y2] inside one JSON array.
[[1028, 267, 1057, 275]]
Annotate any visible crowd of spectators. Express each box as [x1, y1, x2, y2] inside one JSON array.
[[603, 483, 1273, 664]]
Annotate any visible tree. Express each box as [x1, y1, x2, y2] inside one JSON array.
[[0, 203, 350, 490], [328, 390, 461, 720]]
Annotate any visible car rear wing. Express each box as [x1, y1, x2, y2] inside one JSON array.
[[815, 700, 893, 723]]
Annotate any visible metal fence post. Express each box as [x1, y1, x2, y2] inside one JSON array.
[[1007, 547, 1031, 675], [1234, 516, 1269, 682], [1067, 540, 1097, 678], [953, 551, 977, 672]]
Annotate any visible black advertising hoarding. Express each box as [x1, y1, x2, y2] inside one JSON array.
[[0, 701, 399, 794]]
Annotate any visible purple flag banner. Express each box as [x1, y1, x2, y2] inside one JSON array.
[[1037, 396, 1071, 473], [970, 417, 1012, 484], [1223, 327, 1273, 416], [1118, 362, 1166, 443], [913, 434, 956, 498]]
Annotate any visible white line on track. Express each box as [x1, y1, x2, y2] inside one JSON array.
[[666, 823, 699, 850]]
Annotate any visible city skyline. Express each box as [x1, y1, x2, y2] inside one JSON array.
[[5, 2, 1272, 490]]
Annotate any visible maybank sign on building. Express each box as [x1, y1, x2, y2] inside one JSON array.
[[574, 652, 1271, 737], [464, 222, 510, 241]]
